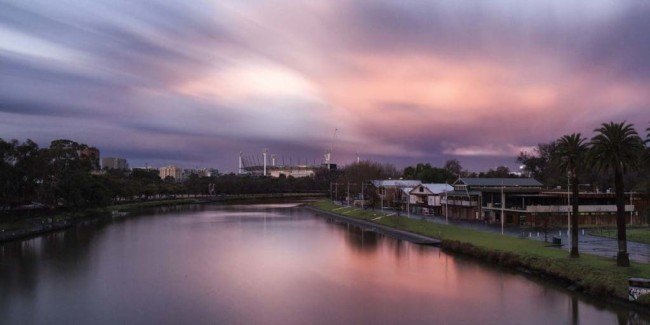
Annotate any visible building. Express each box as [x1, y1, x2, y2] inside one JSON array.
[[239, 150, 330, 178], [102, 157, 129, 170], [159, 165, 182, 181], [408, 183, 454, 215], [442, 177, 643, 226], [370, 180, 422, 210], [444, 177, 543, 221]]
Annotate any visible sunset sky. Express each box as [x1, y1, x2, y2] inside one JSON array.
[[1, 0, 649, 172]]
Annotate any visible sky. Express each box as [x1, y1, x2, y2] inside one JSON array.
[[1, 0, 649, 173]]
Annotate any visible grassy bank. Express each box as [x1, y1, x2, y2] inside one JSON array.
[[1, 193, 323, 241], [109, 198, 200, 212], [310, 200, 650, 305]]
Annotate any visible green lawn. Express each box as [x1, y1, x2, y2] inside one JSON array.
[[311, 200, 650, 302], [590, 228, 650, 245]]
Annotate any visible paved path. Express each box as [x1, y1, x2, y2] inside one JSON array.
[[365, 206, 650, 264]]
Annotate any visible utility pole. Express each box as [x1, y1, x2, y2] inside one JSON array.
[[263, 148, 268, 176], [566, 170, 577, 242], [445, 182, 449, 224], [347, 182, 350, 206], [330, 182, 333, 201], [331, 182, 344, 203], [361, 182, 365, 209], [501, 181, 504, 235]]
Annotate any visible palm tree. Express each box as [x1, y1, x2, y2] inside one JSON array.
[[554, 133, 589, 258], [590, 122, 644, 267]]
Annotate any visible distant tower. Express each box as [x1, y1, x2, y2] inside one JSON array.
[[356, 152, 360, 164], [263, 148, 268, 176], [238, 152, 244, 174], [271, 154, 277, 167], [323, 128, 337, 170]]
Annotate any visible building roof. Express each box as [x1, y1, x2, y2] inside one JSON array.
[[422, 183, 453, 194], [371, 180, 422, 188], [458, 178, 542, 187], [402, 187, 414, 195], [409, 183, 453, 195]]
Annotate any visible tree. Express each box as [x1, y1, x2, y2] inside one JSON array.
[[553, 133, 589, 258], [517, 141, 563, 186], [403, 163, 455, 183], [590, 122, 645, 267], [0, 139, 20, 210], [481, 166, 513, 178], [444, 159, 463, 178]]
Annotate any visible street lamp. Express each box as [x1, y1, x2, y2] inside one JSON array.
[[361, 182, 366, 210], [566, 170, 577, 242], [445, 182, 449, 225]]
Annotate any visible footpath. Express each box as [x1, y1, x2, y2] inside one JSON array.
[[370, 206, 650, 264]]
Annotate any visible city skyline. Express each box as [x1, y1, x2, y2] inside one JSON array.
[[1, 0, 649, 173]]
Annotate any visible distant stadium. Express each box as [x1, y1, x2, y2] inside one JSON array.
[[238, 150, 336, 178]]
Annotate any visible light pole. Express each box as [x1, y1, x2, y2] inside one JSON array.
[[361, 182, 366, 209], [566, 170, 577, 242], [347, 182, 350, 206], [445, 183, 449, 225], [407, 188, 410, 218], [501, 181, 504, 235], [330, 182, 333, 201]]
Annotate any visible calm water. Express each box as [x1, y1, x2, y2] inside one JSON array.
[[0, 202, 647, 324]]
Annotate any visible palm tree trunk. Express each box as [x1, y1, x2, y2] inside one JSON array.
[[614, 168, 629, 267], [570, 171, 579, 258]]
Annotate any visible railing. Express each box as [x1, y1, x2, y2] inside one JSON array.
[[524, 205, 634, 213], [441, 199, 475, 206]]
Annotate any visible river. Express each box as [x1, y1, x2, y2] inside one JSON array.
[[0, 202, 647, 324]]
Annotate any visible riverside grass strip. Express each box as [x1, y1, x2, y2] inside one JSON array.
[[310, 200, 650, 305]]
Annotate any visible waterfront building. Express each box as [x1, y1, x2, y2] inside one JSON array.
[[442, 178, 643, 226], [370, 180, 422, 210], [408, 183, 454, 215]]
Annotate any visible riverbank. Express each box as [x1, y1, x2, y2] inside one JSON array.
[[0, 193, 324, 243], [305, 206, 440, 245], [308, 200, 650, 308]]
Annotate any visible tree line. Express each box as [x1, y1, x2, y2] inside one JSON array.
[[0, 138, 332, 214]]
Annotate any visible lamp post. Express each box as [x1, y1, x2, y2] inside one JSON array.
[[566, 170, 575, 242], [361, 182, 365, 209], [445, 183, 449, 225], [501, 180, 504, 235], [347, 182, 350, 206], [407, 189, 410, 218]]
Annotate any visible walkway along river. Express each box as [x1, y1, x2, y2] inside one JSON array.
[[0, 202, 648, 324]]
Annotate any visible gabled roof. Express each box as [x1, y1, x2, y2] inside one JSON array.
[[409, 183, 453, 195], [458, 178, 542, 187], [371, 180, 422, 188]]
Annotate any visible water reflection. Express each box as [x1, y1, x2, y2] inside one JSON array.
[[1, 203, 648, 325]]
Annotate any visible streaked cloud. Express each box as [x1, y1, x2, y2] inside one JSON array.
[[1, 0, 649, 172]]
